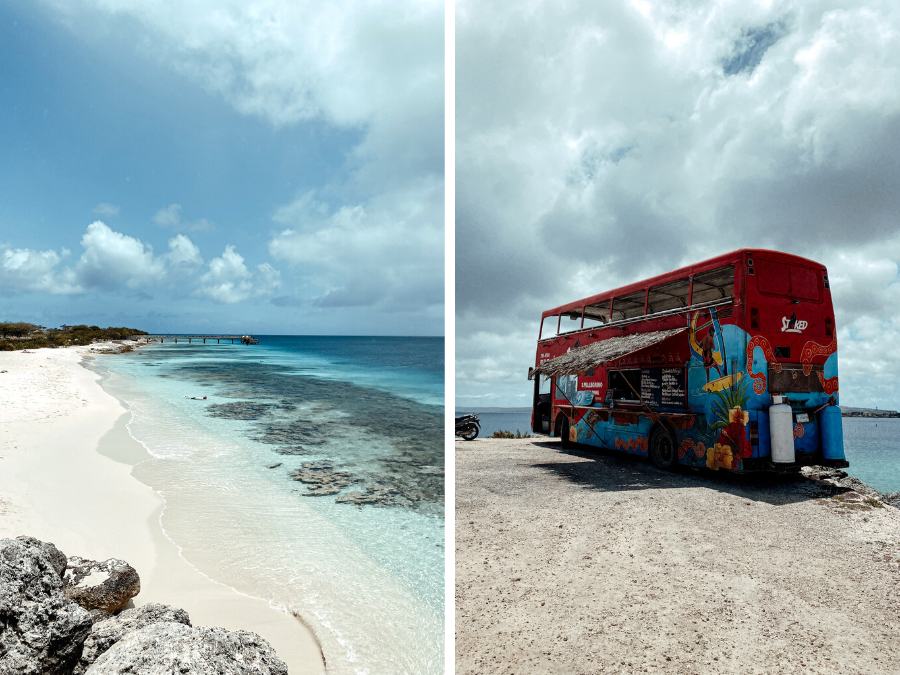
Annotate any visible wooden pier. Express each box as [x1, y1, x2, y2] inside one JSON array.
[[148, 335, 259, 345]]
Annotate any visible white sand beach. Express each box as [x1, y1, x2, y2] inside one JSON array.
[[0, 346, 325, 674]]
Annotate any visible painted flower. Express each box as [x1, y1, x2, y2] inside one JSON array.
[[706, 443, 733, 470], [729, 406, 749, 426]]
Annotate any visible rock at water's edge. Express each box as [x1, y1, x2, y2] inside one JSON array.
[[64, 557, 140, 613], [85, 622, 288, 675], [75, 603, 191, 675], [0, 537, 92, 675]]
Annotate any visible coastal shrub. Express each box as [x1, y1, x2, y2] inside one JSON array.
[[0, 324, 147, 351], [490, 429, 533, 439]]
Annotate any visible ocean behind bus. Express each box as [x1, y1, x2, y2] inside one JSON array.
[[460, 408, 900, 493], [96, 336, 444, 675]]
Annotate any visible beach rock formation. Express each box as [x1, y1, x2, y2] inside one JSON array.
[[64, 557, 141, 613], [0, 537, 92, 675], [15, 535, 68, 578], [290, 461, 355, 496], [75, 603, 191, 674], [85, 622, 288, 675], [802, 465, 884, 500], [1, 536, 290, 675]]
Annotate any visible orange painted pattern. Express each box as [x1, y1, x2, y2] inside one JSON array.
[[746, 336, 781, 394], [816, 371, 839, 396], [801, 337, 837, 375], [793, 423, 804, 439], [615, 436, 649, 452], [679, 438, 707, 459]]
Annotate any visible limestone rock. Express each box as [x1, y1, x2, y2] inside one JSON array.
[[64, 557, 140, 613], [0, 537, 92, 675], [75, 603, 191, 674], [85, 622, 288, 675], [15, 536, 68, 578], [290, 461, 355, 496]]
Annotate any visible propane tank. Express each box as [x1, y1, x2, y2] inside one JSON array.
[[820, 404, 845, 461], [769, 395, 795, 464]]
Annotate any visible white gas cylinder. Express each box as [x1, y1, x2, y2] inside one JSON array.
[[769, 395, 795, 464]]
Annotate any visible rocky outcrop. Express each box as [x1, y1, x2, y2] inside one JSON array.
[[64, 557, 140, 613], [75, 603, 191, 674], [14, 536, 68, 579], [1, 537, 290, 674], [86, 622, 288, 675], [290, 461, 355, 496], [0, 538, 92, 675], [802, 466, 885, 500]]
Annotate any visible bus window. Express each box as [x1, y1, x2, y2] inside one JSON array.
[[691, 266, 734, 304], [610, 290, 646, 321], [608, 368, 641, 401], [756, 260, 820, 301], [647, 278, 690, 314], [583, 300, 611, 328], [790, 265, 820, 301], [560, 310, 582, 332], [540, 315, 561, 339]]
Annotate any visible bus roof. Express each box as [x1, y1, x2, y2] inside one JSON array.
[[541, 248, 826, 319]]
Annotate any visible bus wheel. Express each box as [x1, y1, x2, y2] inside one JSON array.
[[650, 426, 677, 470], [559, 415, 572, 449]]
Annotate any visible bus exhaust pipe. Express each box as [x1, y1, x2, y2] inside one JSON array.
[[769, 395, 795, 464]]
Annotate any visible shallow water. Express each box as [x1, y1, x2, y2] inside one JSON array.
[[98, 337, 444, 675]]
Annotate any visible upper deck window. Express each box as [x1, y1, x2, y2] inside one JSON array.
[[647, 278, 691, 314], [691, 266, 734, 304], [540, 314, 561, 339], [611, 290, 646, 321], [582, 300, 611, 327], [756, 259, 820, 301]]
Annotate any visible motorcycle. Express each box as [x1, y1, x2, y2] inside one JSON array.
[[455, 413, 481, 441]]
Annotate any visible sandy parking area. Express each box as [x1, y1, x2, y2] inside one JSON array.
[[456, 437, 900, 675]]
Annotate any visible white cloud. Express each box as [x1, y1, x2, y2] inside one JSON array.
[[92, 202, 120, 216], [0, 246, 80, 295], [457, 0, 900, 407], [152, 203, 214, 232], [268, 182, 443, 311], [194, 244, 282, 304], [1, 222, 213, 298]]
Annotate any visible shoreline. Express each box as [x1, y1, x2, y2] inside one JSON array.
[[0, 346, 325, 674]]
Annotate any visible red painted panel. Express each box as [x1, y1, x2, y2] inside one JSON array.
[[756, 259, 790, 296], [790, 265, 819, 301]]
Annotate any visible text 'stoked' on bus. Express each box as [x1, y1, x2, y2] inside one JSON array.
[[528, 249, 848, 473]]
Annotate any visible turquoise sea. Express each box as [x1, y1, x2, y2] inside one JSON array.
[[464, 409, 900, 493], [97, 336, 444, 675]]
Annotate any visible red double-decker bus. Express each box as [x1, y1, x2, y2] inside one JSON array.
[[530, 249, 847, 473]]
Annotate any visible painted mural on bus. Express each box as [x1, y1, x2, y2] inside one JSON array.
[[530, 249, 847, 473]]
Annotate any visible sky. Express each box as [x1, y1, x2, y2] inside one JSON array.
[[457, 0, 900, 410], [0, 0, 443, 336]]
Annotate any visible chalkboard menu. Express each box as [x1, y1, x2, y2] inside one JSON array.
[[640, 367, 686, 408]]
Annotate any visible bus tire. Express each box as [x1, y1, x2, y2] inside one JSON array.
[[649, 425, 677, 471], [558, 415, 572, 449]]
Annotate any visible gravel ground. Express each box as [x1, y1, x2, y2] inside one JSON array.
[[456, 437, 900, 675]]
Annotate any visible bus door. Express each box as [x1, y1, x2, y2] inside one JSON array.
[[533, 374, 552, 434]]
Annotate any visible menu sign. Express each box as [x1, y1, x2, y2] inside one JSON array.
[[640, 367, 686, 408]]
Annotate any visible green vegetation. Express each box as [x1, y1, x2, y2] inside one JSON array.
[[490, 429, 532, 439], [0, 323, 148, 351]]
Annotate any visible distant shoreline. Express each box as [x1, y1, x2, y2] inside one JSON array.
[[455, 406, 531, 413]]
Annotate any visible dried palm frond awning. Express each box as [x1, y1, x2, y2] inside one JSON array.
[[534, 328, 687, 378]]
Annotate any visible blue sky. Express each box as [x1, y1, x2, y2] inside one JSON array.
[[0, 1, 443, 335]]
